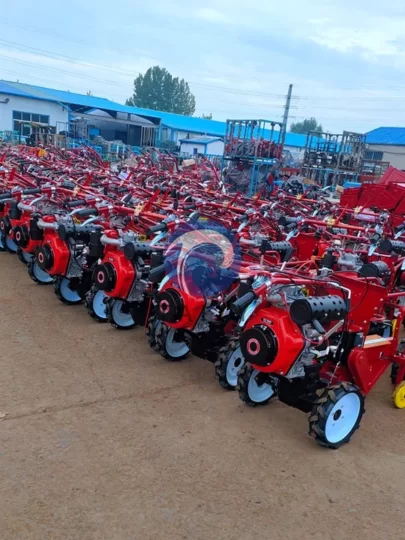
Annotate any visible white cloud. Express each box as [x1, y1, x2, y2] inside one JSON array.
[[195, 8, 229, 23]]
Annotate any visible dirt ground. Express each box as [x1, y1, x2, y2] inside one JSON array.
[[0, 254, 404, 540]]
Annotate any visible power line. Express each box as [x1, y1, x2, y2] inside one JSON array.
[[0, 38, 294, 101], [0, 19, 295, 90]]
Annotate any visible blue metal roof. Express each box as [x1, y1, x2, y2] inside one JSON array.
[[179, 136, 222, 144], [0, 80, 41, 99], [0, 80, 131, 112], [0, 79, 310, 147], [366, 127, 405, 146]]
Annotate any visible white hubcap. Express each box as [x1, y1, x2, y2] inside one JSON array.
[[247, 369, 275, 403], [324, 392, 361, 444], [226, 347, 244, 387]]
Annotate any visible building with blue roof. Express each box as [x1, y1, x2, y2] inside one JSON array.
[[365, 127, 405, 170], [179, 136, 224, 156], [0, 79, 310, 154]]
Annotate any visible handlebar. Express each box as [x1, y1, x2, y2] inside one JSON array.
[[147, 222, 168, 235], [65, 199, 87, 208], [231, 290, 257, 315], [75, 207, 99, 218]]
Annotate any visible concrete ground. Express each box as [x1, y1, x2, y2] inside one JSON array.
[[0, 253, 404, 540]]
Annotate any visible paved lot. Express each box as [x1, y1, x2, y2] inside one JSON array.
[[0, 253, 404, 540]]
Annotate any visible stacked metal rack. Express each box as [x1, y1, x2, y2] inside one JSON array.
[[222, 119, 285, 195], [301, 130, 368, 187]]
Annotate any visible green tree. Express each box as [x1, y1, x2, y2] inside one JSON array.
[[126, 66, 196, 116], [290, 117, 323, 134]]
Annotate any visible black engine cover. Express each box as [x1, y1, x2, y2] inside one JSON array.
[[155, 289, 184, 323], [93, 263, 116, 292], [36, 245, 54, 270], [240, 325, 278, 367], [13, 225, 30, 248]]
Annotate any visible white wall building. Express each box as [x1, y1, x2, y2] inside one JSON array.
[[0, 94, 68, 136], [179, 136, 224, 156]]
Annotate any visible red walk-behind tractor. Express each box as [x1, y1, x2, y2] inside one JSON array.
[[231, 269, 405, 448]]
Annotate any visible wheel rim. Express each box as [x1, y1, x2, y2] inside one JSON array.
[[166, 329, 189, 358], [226, 346, 245, 387], [247, 369, 275, 403], [112, 299, 134, 327], [33, 261, 53, 283], [5, 236, 17, 252], [92, 289, 108, 319], [324, 392, 361, 444], [21, 250, 33, 263], [59, 278, 81, 302], [393, 381, 405, 409]]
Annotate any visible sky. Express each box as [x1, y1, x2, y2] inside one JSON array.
[[1, 0, 405, 133]]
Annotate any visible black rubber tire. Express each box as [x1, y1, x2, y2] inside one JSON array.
[[215, 338, 244, 390], [54, 276, 83, 306], [0, 233, 6, 252], [17, 247, 31, 266], [106, 298, 136, 330], [237, 363, 275, 407], [154, 320, 189, 362], [308, 383, 365, 449], [85, 285, 108, 323], [146, 315, 160, 350]]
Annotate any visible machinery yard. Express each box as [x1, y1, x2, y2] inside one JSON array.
[[3, 1, 405, 537], [1, 252, 405, 540]]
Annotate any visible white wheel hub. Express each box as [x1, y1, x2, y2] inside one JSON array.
[[225, 346, 244, 387], [247, 369, 275, 403], [324, 392, 361, 444]]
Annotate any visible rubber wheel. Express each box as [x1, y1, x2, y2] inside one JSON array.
[[308, 383, 365, 449], [154, 320, 189, 361], [85, 285, 108, 322], [106, 298, 136, 330], [54, 277, 83, 305], [237, 363, 275, 407], [146, 315, 160, 350], [0, 233, 6, 252], [4, 235, 17, 253], [17, 247, 33, 266], [27, 257, 54, 285], [393, 381, 405, 409], [215, 338, 245, 390], [391, 341, 405, 384]]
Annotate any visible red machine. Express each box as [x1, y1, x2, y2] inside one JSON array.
[[230, 268, 405, 448]]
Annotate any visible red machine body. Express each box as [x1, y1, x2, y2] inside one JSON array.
[[156, 279, 206, 331], [95, 246, 136, 299], [244, 305, 305, 375]]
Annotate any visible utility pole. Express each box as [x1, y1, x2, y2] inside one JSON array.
[[280, 84, 293, 147]]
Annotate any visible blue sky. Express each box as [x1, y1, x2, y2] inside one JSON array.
[[1, 0, 405, 133]]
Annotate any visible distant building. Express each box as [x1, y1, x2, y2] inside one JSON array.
[[366, 127, 405, 170], [179, 136, 224, 156], [0, 79, 310, 158]]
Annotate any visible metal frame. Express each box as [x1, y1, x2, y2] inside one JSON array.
[[222, 119, 285, 195], [301, 130, 368, 187]]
